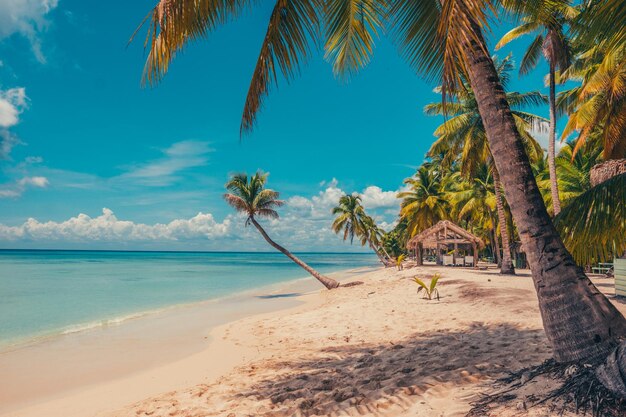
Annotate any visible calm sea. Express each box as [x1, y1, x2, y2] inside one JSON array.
[[0, 250, 377, 348]]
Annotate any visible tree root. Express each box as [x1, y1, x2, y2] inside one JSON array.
[[340, 281, 364, 287], [466, 359, 626, 416]]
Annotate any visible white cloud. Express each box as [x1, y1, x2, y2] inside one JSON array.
[[360, 185, 398, 209], [0, 175, 49, 198], [0, 87, 28, 159], [0, 208, 231, 242], [118, 140, 213, 186], [0, 0, 59, 63], [0, 180, 403, 250], [0, 87, 27, 127], [18, 175, 48, 187], [287, 179, 401, 220]]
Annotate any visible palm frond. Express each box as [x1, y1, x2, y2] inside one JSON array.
[[495, 21, 540, 50], [137, 0, 248, 86], [554, 173, 626, 265], [240, 0, 321, 134], [519, 34, 544, 76], [323, 0, 387, 79]]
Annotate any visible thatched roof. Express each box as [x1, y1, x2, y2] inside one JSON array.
[[407, 220, 485, 250], [590, 159, 626, 186]]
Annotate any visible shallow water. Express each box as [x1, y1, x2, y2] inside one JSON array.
[[0, 250, 377, 347]]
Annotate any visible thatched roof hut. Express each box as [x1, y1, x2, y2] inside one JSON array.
[[407, 220, 485, 267]]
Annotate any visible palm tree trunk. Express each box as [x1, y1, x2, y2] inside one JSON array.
[[462, 20, 626, 372], [249, 217, 339, 289], [369, 242, 388, 266], [368, 238, 392, 267], [548, 62, 562, 215], [491, 215, 501, 267], [493, 167, 515, 275]]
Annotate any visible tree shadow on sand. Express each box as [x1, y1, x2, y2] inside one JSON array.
[[235, 323, 549, 416]]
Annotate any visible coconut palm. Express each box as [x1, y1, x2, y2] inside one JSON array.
[[224, 172, 339, 289], [554, 173, 626, 266], [496, 0, 576, 215], [136, 0, 626, 395], [559, 43, 626, 160], [447, 166, 497, 262], [425, 54, 546, 274], [398, 164, 450, 238], [331, 194, 390, 265], [555, 138, 603, 207]]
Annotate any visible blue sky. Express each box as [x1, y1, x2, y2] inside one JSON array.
[[0, 0, 557, 251]]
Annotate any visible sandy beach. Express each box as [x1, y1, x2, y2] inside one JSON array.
[[2, 264, 623, 417]]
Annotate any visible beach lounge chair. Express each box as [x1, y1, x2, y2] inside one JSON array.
[[464, 256, 474, 267], [443, 255, 454, 266]]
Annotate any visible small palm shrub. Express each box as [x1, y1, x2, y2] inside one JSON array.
[[396, 254, 406, 270], [414, 273, 441, 300]]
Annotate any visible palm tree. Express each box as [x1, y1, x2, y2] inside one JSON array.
[[398, 164, 450, 238], [136, 0, 626, 394], [555, 138, 603, 207], [447, 166, 497, 263], [496, 0, 576, 215], [224, 172, 339, 289], [425, 54, 546, 274], [554, 172, 626, 266], [331, 194, 390, 265], [559, 43, 626, 160]]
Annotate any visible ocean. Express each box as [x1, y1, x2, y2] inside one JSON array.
[[0, 250, 377, 348]]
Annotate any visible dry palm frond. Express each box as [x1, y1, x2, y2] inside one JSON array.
[[136, 0, 248, 86]]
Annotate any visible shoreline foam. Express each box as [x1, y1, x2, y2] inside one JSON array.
[[0, 265, 372, 415]]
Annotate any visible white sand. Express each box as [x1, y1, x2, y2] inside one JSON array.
[[3, 265, 623, 417]]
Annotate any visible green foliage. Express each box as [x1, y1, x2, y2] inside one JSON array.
[[331, 194, 389, 262], [382, 228, 407, 258], [554, 173, 626, 265], [396, 254, 406, 270], [223, 171, 284, 224], [413, 273, 441, 301]]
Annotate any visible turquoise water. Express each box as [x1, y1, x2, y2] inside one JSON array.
[[0, 250, 377, 347]]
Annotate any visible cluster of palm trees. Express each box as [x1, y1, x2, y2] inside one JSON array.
[[138, 0, 626, 399], [396, 55, 546, 275], [330, 194, 392, 266]]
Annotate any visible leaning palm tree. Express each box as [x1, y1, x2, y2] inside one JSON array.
[[331, 194, 389, 265], [136, 0, 626, 396], [496, 0, 577, 215], [425, 54, 546, 274], [224, 172, 339, 289]]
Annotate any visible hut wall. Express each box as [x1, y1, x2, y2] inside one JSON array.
[[616, 258, 626, 297]]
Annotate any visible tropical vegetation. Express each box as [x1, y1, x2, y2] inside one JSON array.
[[331, 194, 391, 266], [137, 0, 626, 398], [414, 273, 441, 301]]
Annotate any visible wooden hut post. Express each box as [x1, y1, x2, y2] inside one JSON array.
[[473, 242, 478, 269], [416, 243, 423, 266]]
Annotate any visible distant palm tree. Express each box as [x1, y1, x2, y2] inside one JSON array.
[[447, 166, 498, 263], [224, 172, 339, 289], [331, 194, 390, 265], [398, 165, 450, 238], [496, 0, 576, 215]]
